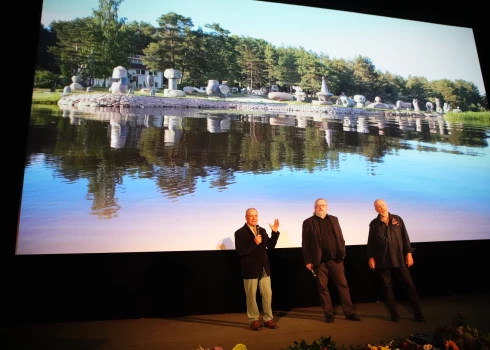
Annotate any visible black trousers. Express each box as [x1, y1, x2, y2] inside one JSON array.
[[314, 260, 355, 316], [377, 267, 422, 315]]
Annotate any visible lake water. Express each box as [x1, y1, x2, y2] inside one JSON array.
[[16, 105, 490, 254]]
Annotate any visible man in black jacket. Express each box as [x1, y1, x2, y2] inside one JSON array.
[[367, 199, 426, 322], [235, 208, 280, 331], [302, 198, 361, 323]]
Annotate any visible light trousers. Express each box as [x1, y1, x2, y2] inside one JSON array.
[[243, 268, 273, 323]]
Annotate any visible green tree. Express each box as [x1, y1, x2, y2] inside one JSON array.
[[48, 18, 98, 81], [351, 55, 379, 97], [296, 48, 322, 97], [126, 21, 157, 55], [275, 46, 300, 92], [145, 12, 193, 70], [235, 36, 267, 90], [91, 0, 133, 84], [202, 23, 240, 86]]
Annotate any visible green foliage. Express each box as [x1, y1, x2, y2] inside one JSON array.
[[31, 91, 63, 104], [34, 70, 61, 89], [444, 111, 490, 125], [40, 8, 488, 112]]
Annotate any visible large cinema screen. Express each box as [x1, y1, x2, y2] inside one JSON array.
[[17, 0, 489, 254]]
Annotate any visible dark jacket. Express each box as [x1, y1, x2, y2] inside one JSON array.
[[367, 213, 412, 268], [302, 214, 346, 267], [235, 224, 280, 279]]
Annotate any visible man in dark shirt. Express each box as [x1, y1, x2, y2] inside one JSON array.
[[367, 199, 426, 322], [302, 198, 361, 323]]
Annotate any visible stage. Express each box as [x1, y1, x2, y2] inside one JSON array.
[[4, 293, 490, 350]]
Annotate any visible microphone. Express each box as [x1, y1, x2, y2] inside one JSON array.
[[256, 225, 260, 235], [310, 269, 317, 279]]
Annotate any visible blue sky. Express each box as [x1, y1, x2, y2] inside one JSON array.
[[41, 0, 486, 95]]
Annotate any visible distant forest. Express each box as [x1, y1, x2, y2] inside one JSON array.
[[35, 0, 488, 111]]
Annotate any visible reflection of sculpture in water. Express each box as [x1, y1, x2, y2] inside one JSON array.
[[343, 115, 356, 131], [163, 115, 183, 144], [356, 116, 369, 133], [416, 118, 422, 132], [437, 116, 446, 135], [207, 117, 222, 133], [206, 116, 232, 133], [110, 119, 128, 149], [62, 109, 83, 125]]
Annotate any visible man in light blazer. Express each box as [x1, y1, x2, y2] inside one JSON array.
[[302, 198, 360, 323]]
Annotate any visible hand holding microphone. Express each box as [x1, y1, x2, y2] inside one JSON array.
[[306, 263, 317, 279], [254, 225, 263, 245]]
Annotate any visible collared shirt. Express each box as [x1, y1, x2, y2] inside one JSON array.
[[247, 224, 257, 236]]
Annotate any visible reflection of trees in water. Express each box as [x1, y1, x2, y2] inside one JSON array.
[[27, 107, 490, 208], [86, 165, 122, 219]]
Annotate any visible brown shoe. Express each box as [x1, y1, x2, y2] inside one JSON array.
[[264, 320, 279, 329], [250, 320, 262, 331]]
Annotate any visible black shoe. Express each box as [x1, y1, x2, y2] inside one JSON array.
[[391, 313, 400, 322], [346, 313, 361, 321], [325, 314, 335, 323], [415, 313, 426, 322]]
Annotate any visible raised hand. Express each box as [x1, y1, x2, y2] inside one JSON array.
[[269, 218, 280, 232]]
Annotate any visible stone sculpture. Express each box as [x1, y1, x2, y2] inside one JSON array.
[[443, 102, 451, 113], [413, 99, 420, 111], [146, 75, 154, 89], [353, 95, 366, 107], [366, 96, 391, 109], [206, 80, 230, 98], [69, 75, 84, 91], [435, 98, 443, 113], [293, 86, 306, 102], [314, 77, 334, 105], [109, 66, 130, 94], [396, 100, 412, 110], [268, 92, 294, 101], [339, 93, 355, 108], [163, 69, 186, 97], [426, 101, 434, 112]]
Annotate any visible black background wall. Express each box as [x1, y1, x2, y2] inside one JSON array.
[[5, 0, 490, 326]]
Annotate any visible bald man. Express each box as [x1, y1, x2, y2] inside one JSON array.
[[367, 199, 425, 323]]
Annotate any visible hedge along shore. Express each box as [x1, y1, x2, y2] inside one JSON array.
[[57, 93, 437, 118]]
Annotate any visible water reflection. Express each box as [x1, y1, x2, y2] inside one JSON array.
[[17, 105, 490, 254]]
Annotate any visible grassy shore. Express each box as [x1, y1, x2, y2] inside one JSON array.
[[30, 90, 490, 124], [31, 88, 292, 105]]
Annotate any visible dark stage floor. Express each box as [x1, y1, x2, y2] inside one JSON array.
[[3, 293, 490, 350]]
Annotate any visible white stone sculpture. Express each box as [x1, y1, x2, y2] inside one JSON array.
[[109, 66, 130, 94], [426, 101, 434, 112], [396, 100, 412, 110], [314, 77, 334, 105], [206, 80, 230, 98], [353, 95, 366, 107], [339, 93, 355, 108], [413, 99, 420, 111], [366, 96, 391, 109], [163, 69, 185, 97]]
